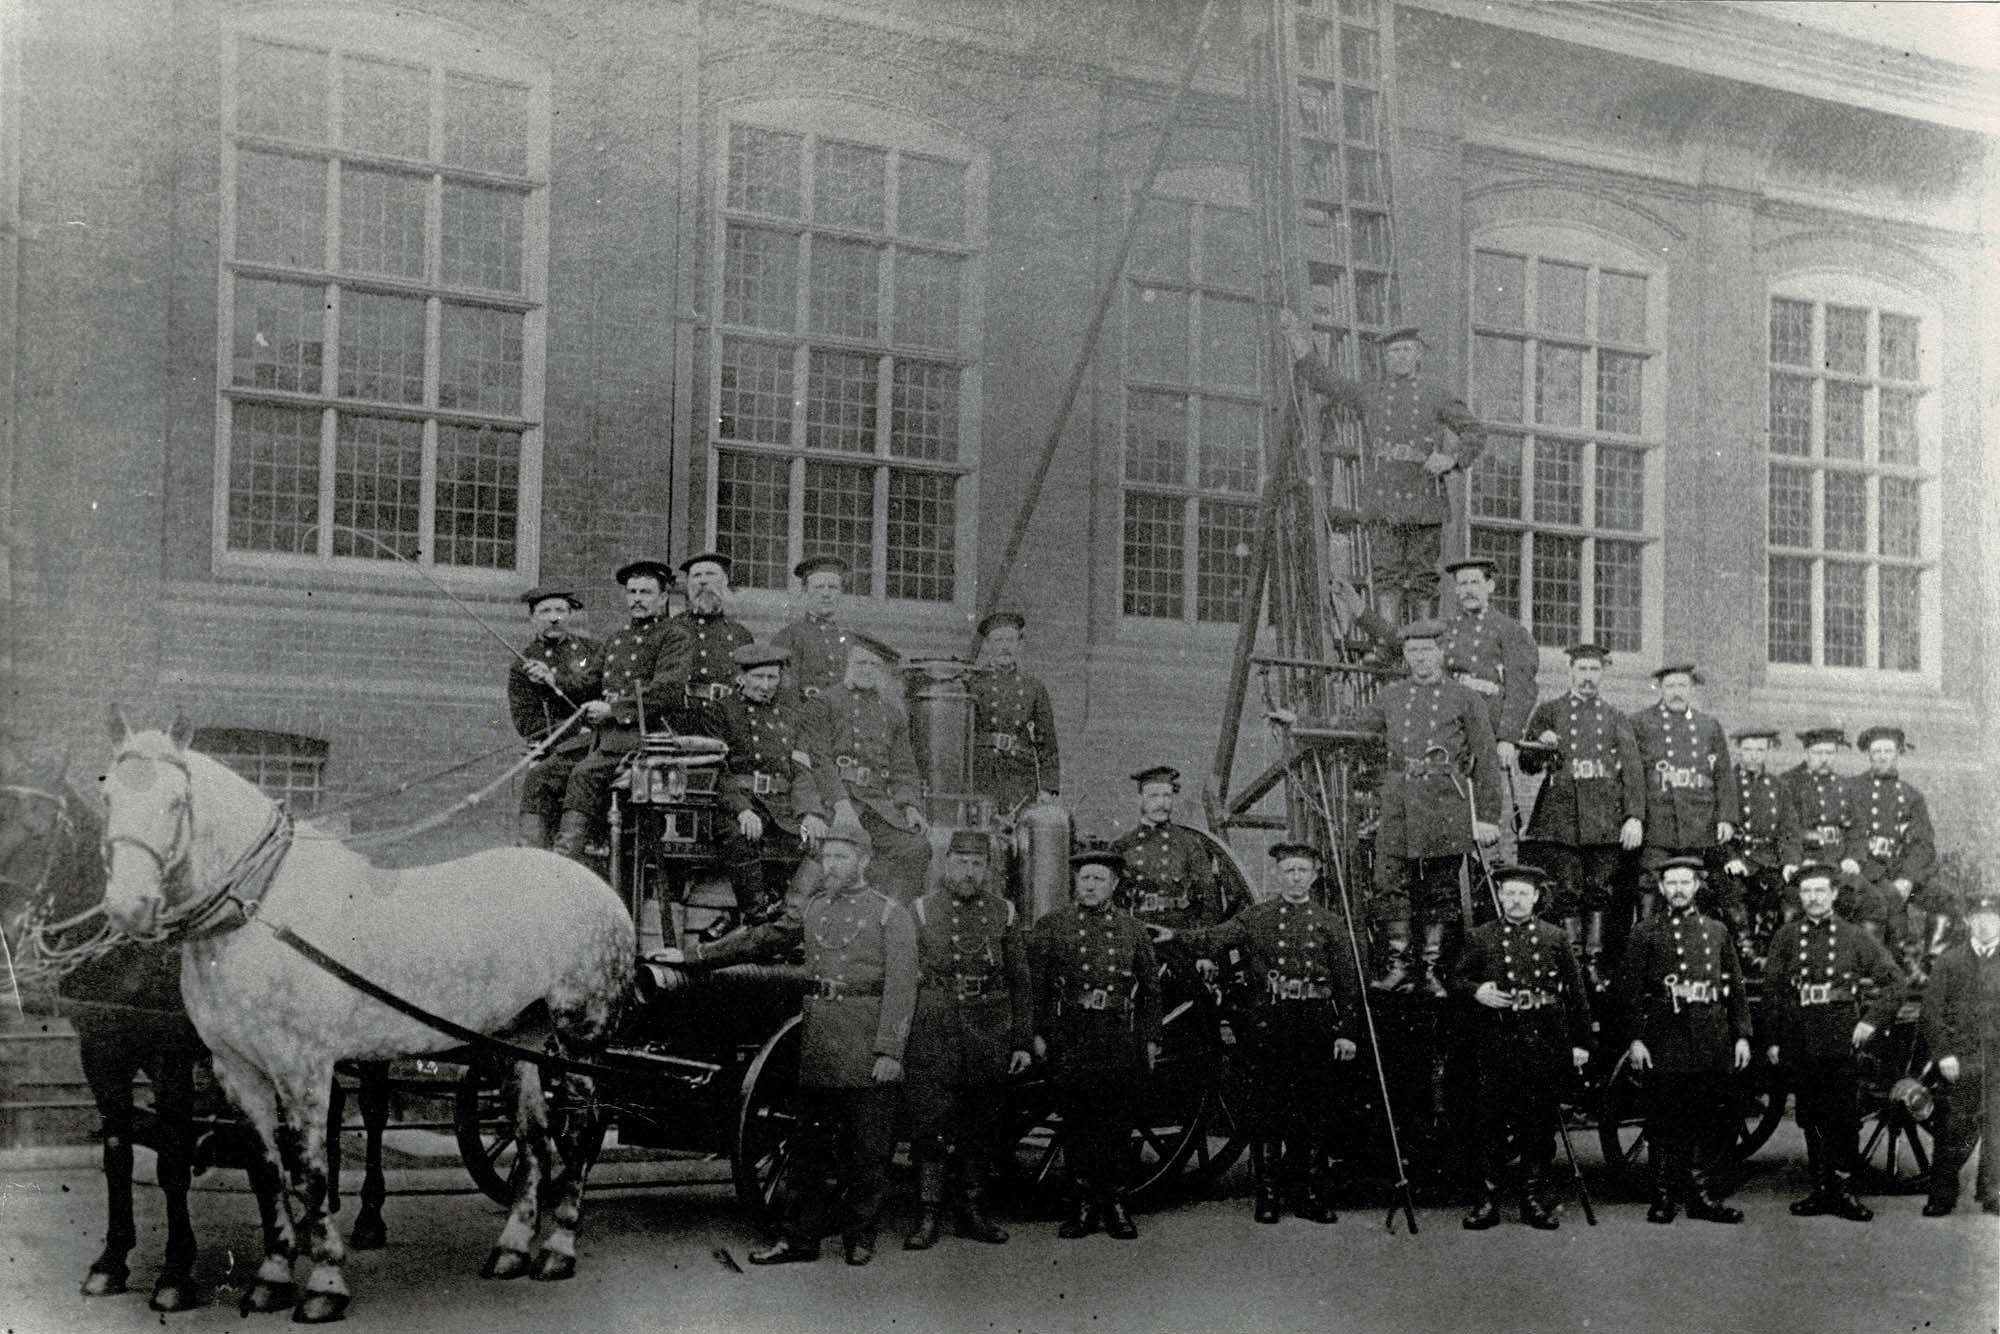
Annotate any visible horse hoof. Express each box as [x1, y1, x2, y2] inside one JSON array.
[[239, 1280, 298, 1315], [531, 1251, 576, 1283], [150, 1278, 202, 1312], [81, 1266, 129, 1297], [290, 1291, 351, 1324], [347, 1214, 388, 1251], [480, 1248, 532, 1281]]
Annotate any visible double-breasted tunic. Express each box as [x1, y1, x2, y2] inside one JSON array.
[[508, 633, 603, 754], [652, 609, 754, 721], [1522, 693, 1644, 846], [1295, 359, 1488, 524], [594, 614, 676, 750], [1840, 773, 1937, 897], [1783, 764, 1853, 858], [772, 613, 851, 702], [1450, 917, 1594, 1086], [1439, 609, 1539, 742], [710, 693, 824, 835], [967, 666, 1061, 810], [1111, 822, 1236, 930], [1726, 767, 1803, 874], [803, 684, 923, 831], [1923, 944, 2000, 1080], [905, 889, 1033, 1093], [1027, 904, 1163, 1086], [1763, 915, 1903, 1068], [697, 882, 917, 1088], [1178, 896, 1362, 1044], [1629, 705, 1738, 852], [1614, 907, 1751, 1074], [1351, 677, 1500, 865]]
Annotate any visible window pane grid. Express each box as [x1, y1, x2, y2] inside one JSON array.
[[712, 127, 975, 600], [713, 450, 791, 591], [885, 469, 955, 602], [802, 461, 877, 597], [224, 34, 541, 571], [1122, 493, 1184, 619], [1763, 294, 1930, 670], [1125, 390, 1188, 486], [1471, 246, 1659, 651], [434, 424, 520, 569], [1195, 500, 1257, 623]]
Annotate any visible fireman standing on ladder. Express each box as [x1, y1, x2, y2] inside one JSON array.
[[1278, 309, 1488, 625]]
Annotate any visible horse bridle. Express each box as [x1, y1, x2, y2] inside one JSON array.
[[100, 749, 194, 892]]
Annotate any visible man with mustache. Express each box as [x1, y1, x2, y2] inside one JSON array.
[[1719, 726, 1805, 966], [1519, 642, 1644, 988], [708, 642, 828, 918], [1782, 728, 1857, 922], [654, 551, 754, 734], [507, 587, 602, 848], [553, 559, 678, 860], [1840, 725, 1941, 971], [1627, 664, 1737, 923], [803, 634, 932, 901], [967, 611, 1061, 813]]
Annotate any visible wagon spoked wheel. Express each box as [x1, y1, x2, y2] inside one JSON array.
[[1855, 1099, 1936, 1194], [1597, 1053, 1785, 1197], [733, 1013, 803, 1236], [1123, 986, 1231, 1204], [453, 1064, 573, 1208]]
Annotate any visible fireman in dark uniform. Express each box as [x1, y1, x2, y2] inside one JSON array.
[[1449, 864, 1592, 1230], [709, 642, 829, 916], [902, 829, 1032, 1251], [967, 611, 1060, 813], [1719, 727, 1804, 966], [772, 554, 853, 704], [554, 559, 677, 859], [1028, 843, 1163, 1241], [1839, 725, 1942, 968], [664, 815, 917, 1267], [803, 634, 932, 901], [1628, 664, 1738, 922], [1920, 884, 2000, 1217], [1279, 311, 1488, 622], [507, 587, 602, 847], [1520, 642, 1645, 989], [1615, 855, 1752, 1225], [1782, 728, 1857, 920], [1155, 843, 1362, 1225], [1439, 558, 1538, 843], [1280, 620, 1501, 996], [1763, 862, 1905, 1222], [653, 551, 755, 734], [1111, 766, 1238, 933]]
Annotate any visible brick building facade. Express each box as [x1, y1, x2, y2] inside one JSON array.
[[3, 0, 1994, 876]]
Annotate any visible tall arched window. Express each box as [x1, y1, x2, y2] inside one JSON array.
[[214, 9, 550, 582], [1120, 169, 1264, 625], [1764, 274, 1939, 676], [1465, 224, 1665, 653], [707, 99, 985, 604]]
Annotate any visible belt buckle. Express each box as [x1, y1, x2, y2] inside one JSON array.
[[1688, 981, 1714, 1003], [1139, 892, 1166, 913], [1082, 988, 1108, 1011], [1283, 978, 1303, 1000], [990, 732, 1015, 754], [707, 683, 733, 702], [803, 685, 822, 699], [955, 976, 984, 999], [1800, 982, 1832, 1006], [752, 771, 774, 795]]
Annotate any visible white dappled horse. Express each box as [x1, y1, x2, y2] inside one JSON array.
[[97, 712, 633, 1323]]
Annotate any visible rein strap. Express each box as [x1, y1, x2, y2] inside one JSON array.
[[163, 805, 296, 942]]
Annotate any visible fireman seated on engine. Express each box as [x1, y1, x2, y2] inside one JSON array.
[[708, 643, 830, 917]]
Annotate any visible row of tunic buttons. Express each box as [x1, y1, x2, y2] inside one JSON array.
[[1795, 917, 1844, 983], [1500, 920, 1556, 987], [1669, 911, 1717, 981]]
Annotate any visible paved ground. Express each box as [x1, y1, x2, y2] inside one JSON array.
[[2, 1122, 1995, 1334]]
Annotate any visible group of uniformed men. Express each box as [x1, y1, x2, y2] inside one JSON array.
[[500, 538, 1994, 1253]]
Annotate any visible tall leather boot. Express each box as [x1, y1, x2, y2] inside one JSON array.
[[1251, 1142, 1280, 1224], [904, 1158, 947, 1250], [1462, 1178, 1501, 1230], [1418, 921, 1450, 999], [1563, 915, 1586, 960], [1056, 1186, 1099, 1240], [517, 809, 551, 848], [1583, 911, 1609, 992], [1646, 1146, 1678, 1225], [1824, 1132, 1873, 1222], [1519, 1165, 1559, 1230], [1372, 920, 1414, 993], [1789, 1124, 1831, 1215], [728, 855, 768, 919], [1683, 1171, 1744, 1225], [552, 809, 593, 862], [954, 1184, 1009, 1245]]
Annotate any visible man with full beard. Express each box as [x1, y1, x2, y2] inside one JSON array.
[[653, 551, 754, 734]]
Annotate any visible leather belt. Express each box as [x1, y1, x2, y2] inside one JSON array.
[[1137, 890, 1191, 914], [811, 978, 881, 1001], [687, 682, 734, 703], [1797, 983, 1854, 1006], [1508, 989, 1558, 1011], [835, 755, 873, 786], [1267, 975, 1336, 1002], [746, 770, 790, 795], [1663, 977, 1723, 1007], [987, 731, 1018, 754], [951, 975, 994, 1000], [1071, 988, 1129, 1012], [1809, 826, 1843, 846]]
